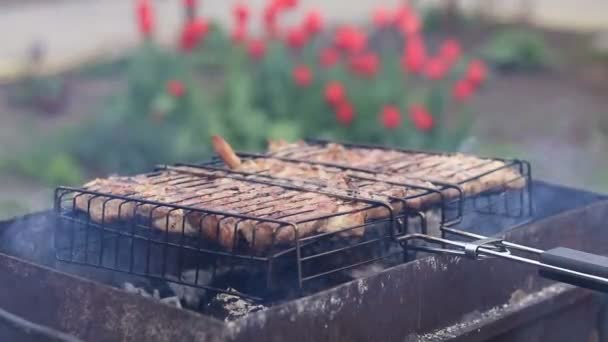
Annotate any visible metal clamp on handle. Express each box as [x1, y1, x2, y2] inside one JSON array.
[[397, 231, 608, 293], [463, 238, 508, 260]]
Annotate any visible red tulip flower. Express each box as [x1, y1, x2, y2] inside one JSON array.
[[247, 39, 266, 60], [349, 53, 379, 78], [166, 80, 186, 97], [335, 101, 355, 126], [347, 30, 367, 55], [303, 10, 323, 35], [333, 26, 349, 49], [393, 5, 413, 26], [276, 0, 298, 10], [286, 27, 308, 49], [263, 4, 279, 36], [466, 59, 488, 86], [334, 26, 367, 55], [402, 34, 426, 74], [409, 104, 434, 132], [180, 18, 209, 52], [231, 24, 247, 44], [380, 105, 402, 129], [372, 7, 392, 28], [453, 79, 474, 102], [324, 81, 346, 107], [233, 3, 249, 26], [292, 65, 313, 87], [396, 9, 420, 35], [183, 0, 197, 8], [136, 0, 154, 37], [319, 48, 340, 68], [440, 39, 461, 65], [424, 57, 448, 80]]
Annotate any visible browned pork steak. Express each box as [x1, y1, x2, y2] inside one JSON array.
[[74, 167, 389, 252], [71, 140, 525, 253], [267, 141, 526, 195]]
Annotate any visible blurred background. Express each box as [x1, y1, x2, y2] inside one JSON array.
[[0, 0, 607, 218]]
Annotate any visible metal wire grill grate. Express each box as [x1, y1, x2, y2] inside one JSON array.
[[54, 165, 425, 301], [54, 139, 532, 302], [269, 139, 533, 220]]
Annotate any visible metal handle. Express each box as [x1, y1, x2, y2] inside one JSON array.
[[398, 234, 608, 292], [539, 247, 608, 292]]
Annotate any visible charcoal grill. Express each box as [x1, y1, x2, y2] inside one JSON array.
[[54, 167, 420, 302], [52, 139, 608, 301], [1, 181, 608, 341], [2, 139, 608, 341], [52, 139, 538, 302], [259, 139, 608, 292]]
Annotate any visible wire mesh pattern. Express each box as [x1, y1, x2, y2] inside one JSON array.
[[189, 153, 463, 226], [270, 138, 533, 221], [54, 139, 533, 302], [54, 166, 426, 301]]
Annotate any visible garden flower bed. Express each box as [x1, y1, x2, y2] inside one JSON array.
[[1, 0, 607, 205]]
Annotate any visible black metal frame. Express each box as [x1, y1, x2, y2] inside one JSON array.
[[54, 165, 427, 302], [275, 138, 534, 221], [53, 139, 534, 303], [264, 138, 534, 263], [195, 152, 464, 227]]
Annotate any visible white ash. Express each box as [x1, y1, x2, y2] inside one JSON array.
[[344, 263, 385, 279], [122, 282, 161, 299], [506, 283, 569, 307], [122, 282, 182, 309], [212, 288, 266, 322], [166, 269, 211, 309], [159, 296, 183, 309]]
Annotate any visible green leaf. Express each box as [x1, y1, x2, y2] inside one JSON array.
[[268, 120, 303, 142], [153, 93, 176, 114], [481, 28, 554, 70], [45, 153, 84, 186]]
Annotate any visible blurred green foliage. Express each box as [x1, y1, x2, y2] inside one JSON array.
[[1, 145, 83, 186], [6, 16, 481, 186], [482, 28, 554, 71]]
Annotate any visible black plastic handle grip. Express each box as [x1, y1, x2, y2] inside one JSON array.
[[539, 247, 608, 292]]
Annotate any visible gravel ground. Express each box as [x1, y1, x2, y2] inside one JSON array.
[[469, 72, 608, 189]]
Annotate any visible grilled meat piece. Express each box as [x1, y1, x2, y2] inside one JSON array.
[[267, 140, 526, 195], [75, 175, 157, 222], [173, 166, 378, 251], [72, 137, 525, 254], [73, 167, 378, 253], [213, 136, 443, 212]]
